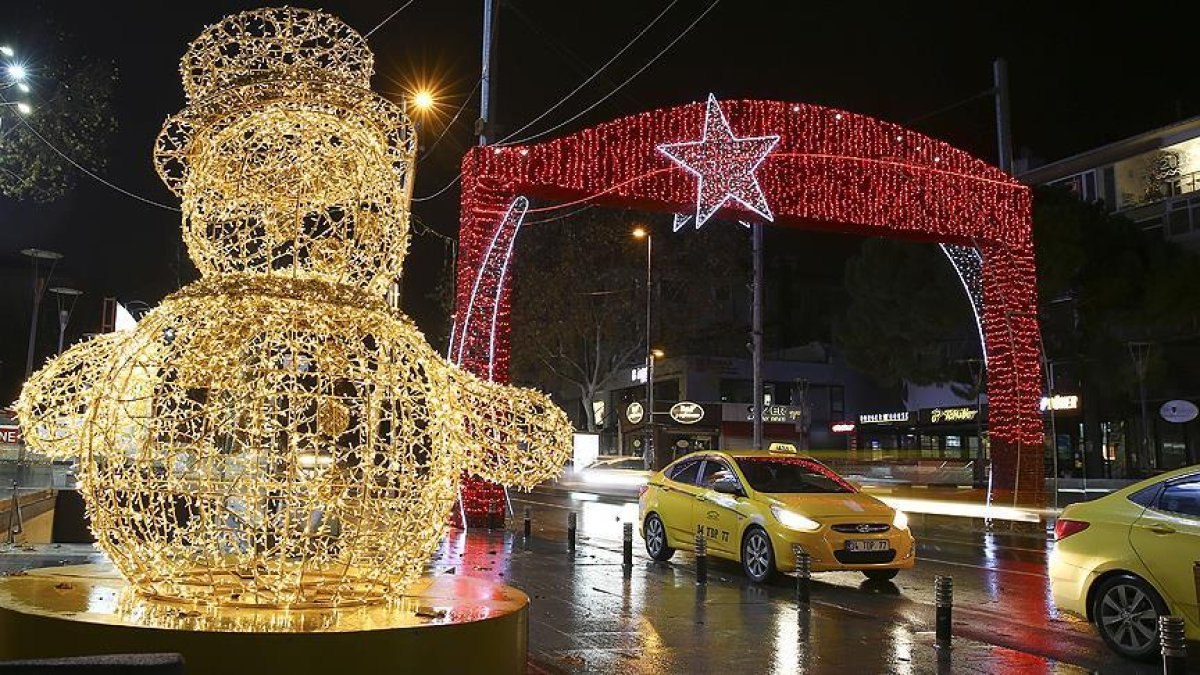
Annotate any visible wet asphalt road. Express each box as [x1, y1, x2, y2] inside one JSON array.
[[503, 484, 1198, 674], [3, 486, 1197, 673]]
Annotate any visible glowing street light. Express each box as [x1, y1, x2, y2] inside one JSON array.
[[6, 63, 27, 82], [15, 101, 31, 115], [411, 89, 435, 113], [0, 46, 14, 58]]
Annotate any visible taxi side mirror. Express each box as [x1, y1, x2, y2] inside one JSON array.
[[713, 477, 742, 496]]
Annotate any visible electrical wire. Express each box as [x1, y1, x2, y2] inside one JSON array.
[[364, 0, 418, 39], [18, 118, 181, 212], [419, 77, 481, 163], [411, 1, 720, 202], [498, 0, 722, 146], [494, 0, 679, 145], [412, 172, 461, 202]]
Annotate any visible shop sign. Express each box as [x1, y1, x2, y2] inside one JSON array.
[[859, 412, 910, 424], [830, 422, 856, 433], [928, 407, 978, 424], [1040, 395, 1079, 412], [1160, 399, 1199, 424], [0, 425, 19, 445], [669, 401, 705, 425], [746, 404, 806, 423], [626, 401, 644, 425]]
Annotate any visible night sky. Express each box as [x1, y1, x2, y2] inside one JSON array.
[[2, 0, 1196, 401]]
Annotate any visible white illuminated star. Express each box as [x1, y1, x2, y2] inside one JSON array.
[[657, 94, 780, 228]]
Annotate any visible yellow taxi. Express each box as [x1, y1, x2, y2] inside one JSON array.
[[638, 445, 915, 583], [1049, 465, 1200, 660]]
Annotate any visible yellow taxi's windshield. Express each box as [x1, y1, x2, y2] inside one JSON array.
[[734, 456, 856, 494]]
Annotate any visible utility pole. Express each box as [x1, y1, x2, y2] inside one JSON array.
[[478, 0, 499, 146], [752, 222, 765, 450], [993, 58, 1013, 174]]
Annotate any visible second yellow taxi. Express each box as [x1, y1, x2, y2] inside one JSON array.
[[638, 446, 915, 582]]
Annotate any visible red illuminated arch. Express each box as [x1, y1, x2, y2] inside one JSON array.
[[453, 98, 1044, 511]]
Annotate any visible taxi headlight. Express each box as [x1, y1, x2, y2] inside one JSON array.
[[770, 505, 820, 532], [892, 509, 909, 531]]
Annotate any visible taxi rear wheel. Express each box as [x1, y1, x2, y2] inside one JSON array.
[[1091, 574, 1167, 661], [644, 514, 675, 561], [741, 527, 776, 583]]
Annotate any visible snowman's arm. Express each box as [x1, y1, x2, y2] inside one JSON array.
[[16, 332, 128, 460], [447, 372, 574, 490]]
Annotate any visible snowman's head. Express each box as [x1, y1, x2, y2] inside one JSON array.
[[153, 7, 416, 297]]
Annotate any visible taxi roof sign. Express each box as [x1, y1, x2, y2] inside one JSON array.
[[768, 442, 799, 454]]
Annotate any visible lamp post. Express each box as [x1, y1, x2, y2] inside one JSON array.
[[49, 286, 83, 354], [633, 226, 655, 470], [22, 248, 62, 378], [18, 248, 61, 484]]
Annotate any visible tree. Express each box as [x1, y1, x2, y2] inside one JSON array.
[[0, 38, 117, 202], [832, 238, 978, 389], [510, 211, 646, 432], [833, 185, 1200, 473], [509, 209, 750, 431]]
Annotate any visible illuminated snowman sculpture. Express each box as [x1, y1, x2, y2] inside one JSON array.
[[17, 7, 572, 608]]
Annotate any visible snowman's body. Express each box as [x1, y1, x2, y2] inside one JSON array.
[[18, 7, 572, 608]]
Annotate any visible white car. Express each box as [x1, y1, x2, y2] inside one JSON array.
[[568, 456, 651, 491]]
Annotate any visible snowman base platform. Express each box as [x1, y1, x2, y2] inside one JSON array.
[[0, 563, 528, 674]]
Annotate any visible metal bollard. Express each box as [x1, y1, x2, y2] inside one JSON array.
[[1160, 615, 1187, 675], [6, 481, 21, 544], [1193, 561, 1199, 625], [934, 575, 953, 650], [567, 512, 577, 553], [694, 534, 708, 584], [794, 546, 812, 605], [523, 507, 532, 539], [622, 522, 633, 573]]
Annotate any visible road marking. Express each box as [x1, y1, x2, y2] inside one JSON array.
[[917, 556, 1048, 579]]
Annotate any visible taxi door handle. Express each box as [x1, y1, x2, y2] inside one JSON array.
[[1142, 524, 1176, 535], [696, 495, 709, 503]]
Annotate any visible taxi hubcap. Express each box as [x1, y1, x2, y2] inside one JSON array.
[[746, 533, 769, 577], [1099, 584, 1157, 651], [647, 519, 664, 554]]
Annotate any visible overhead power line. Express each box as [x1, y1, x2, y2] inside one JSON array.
[[411, 0, 722, 202], [495, 0, 680, 145], [499, 0, 722, 146], [18, 119, 181, 212], [364, 0, 418, 38], [419, 78, 482, 163]]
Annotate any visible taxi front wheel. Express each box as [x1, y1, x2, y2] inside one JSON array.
[[644, 514, 675, 561], [741, 527, 776, 583]]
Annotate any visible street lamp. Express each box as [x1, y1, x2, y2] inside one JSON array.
[[49, 286, 83, 354], [411, 89, 435, 113], [2, 47, 34, 129], [632, 226, 656, 469]]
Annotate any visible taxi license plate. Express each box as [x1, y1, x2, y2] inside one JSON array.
[[845, 539, 889, 552]]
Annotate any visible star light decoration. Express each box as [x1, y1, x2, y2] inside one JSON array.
[[17, 7, 572, 608], [657, 93, 780, 229]]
